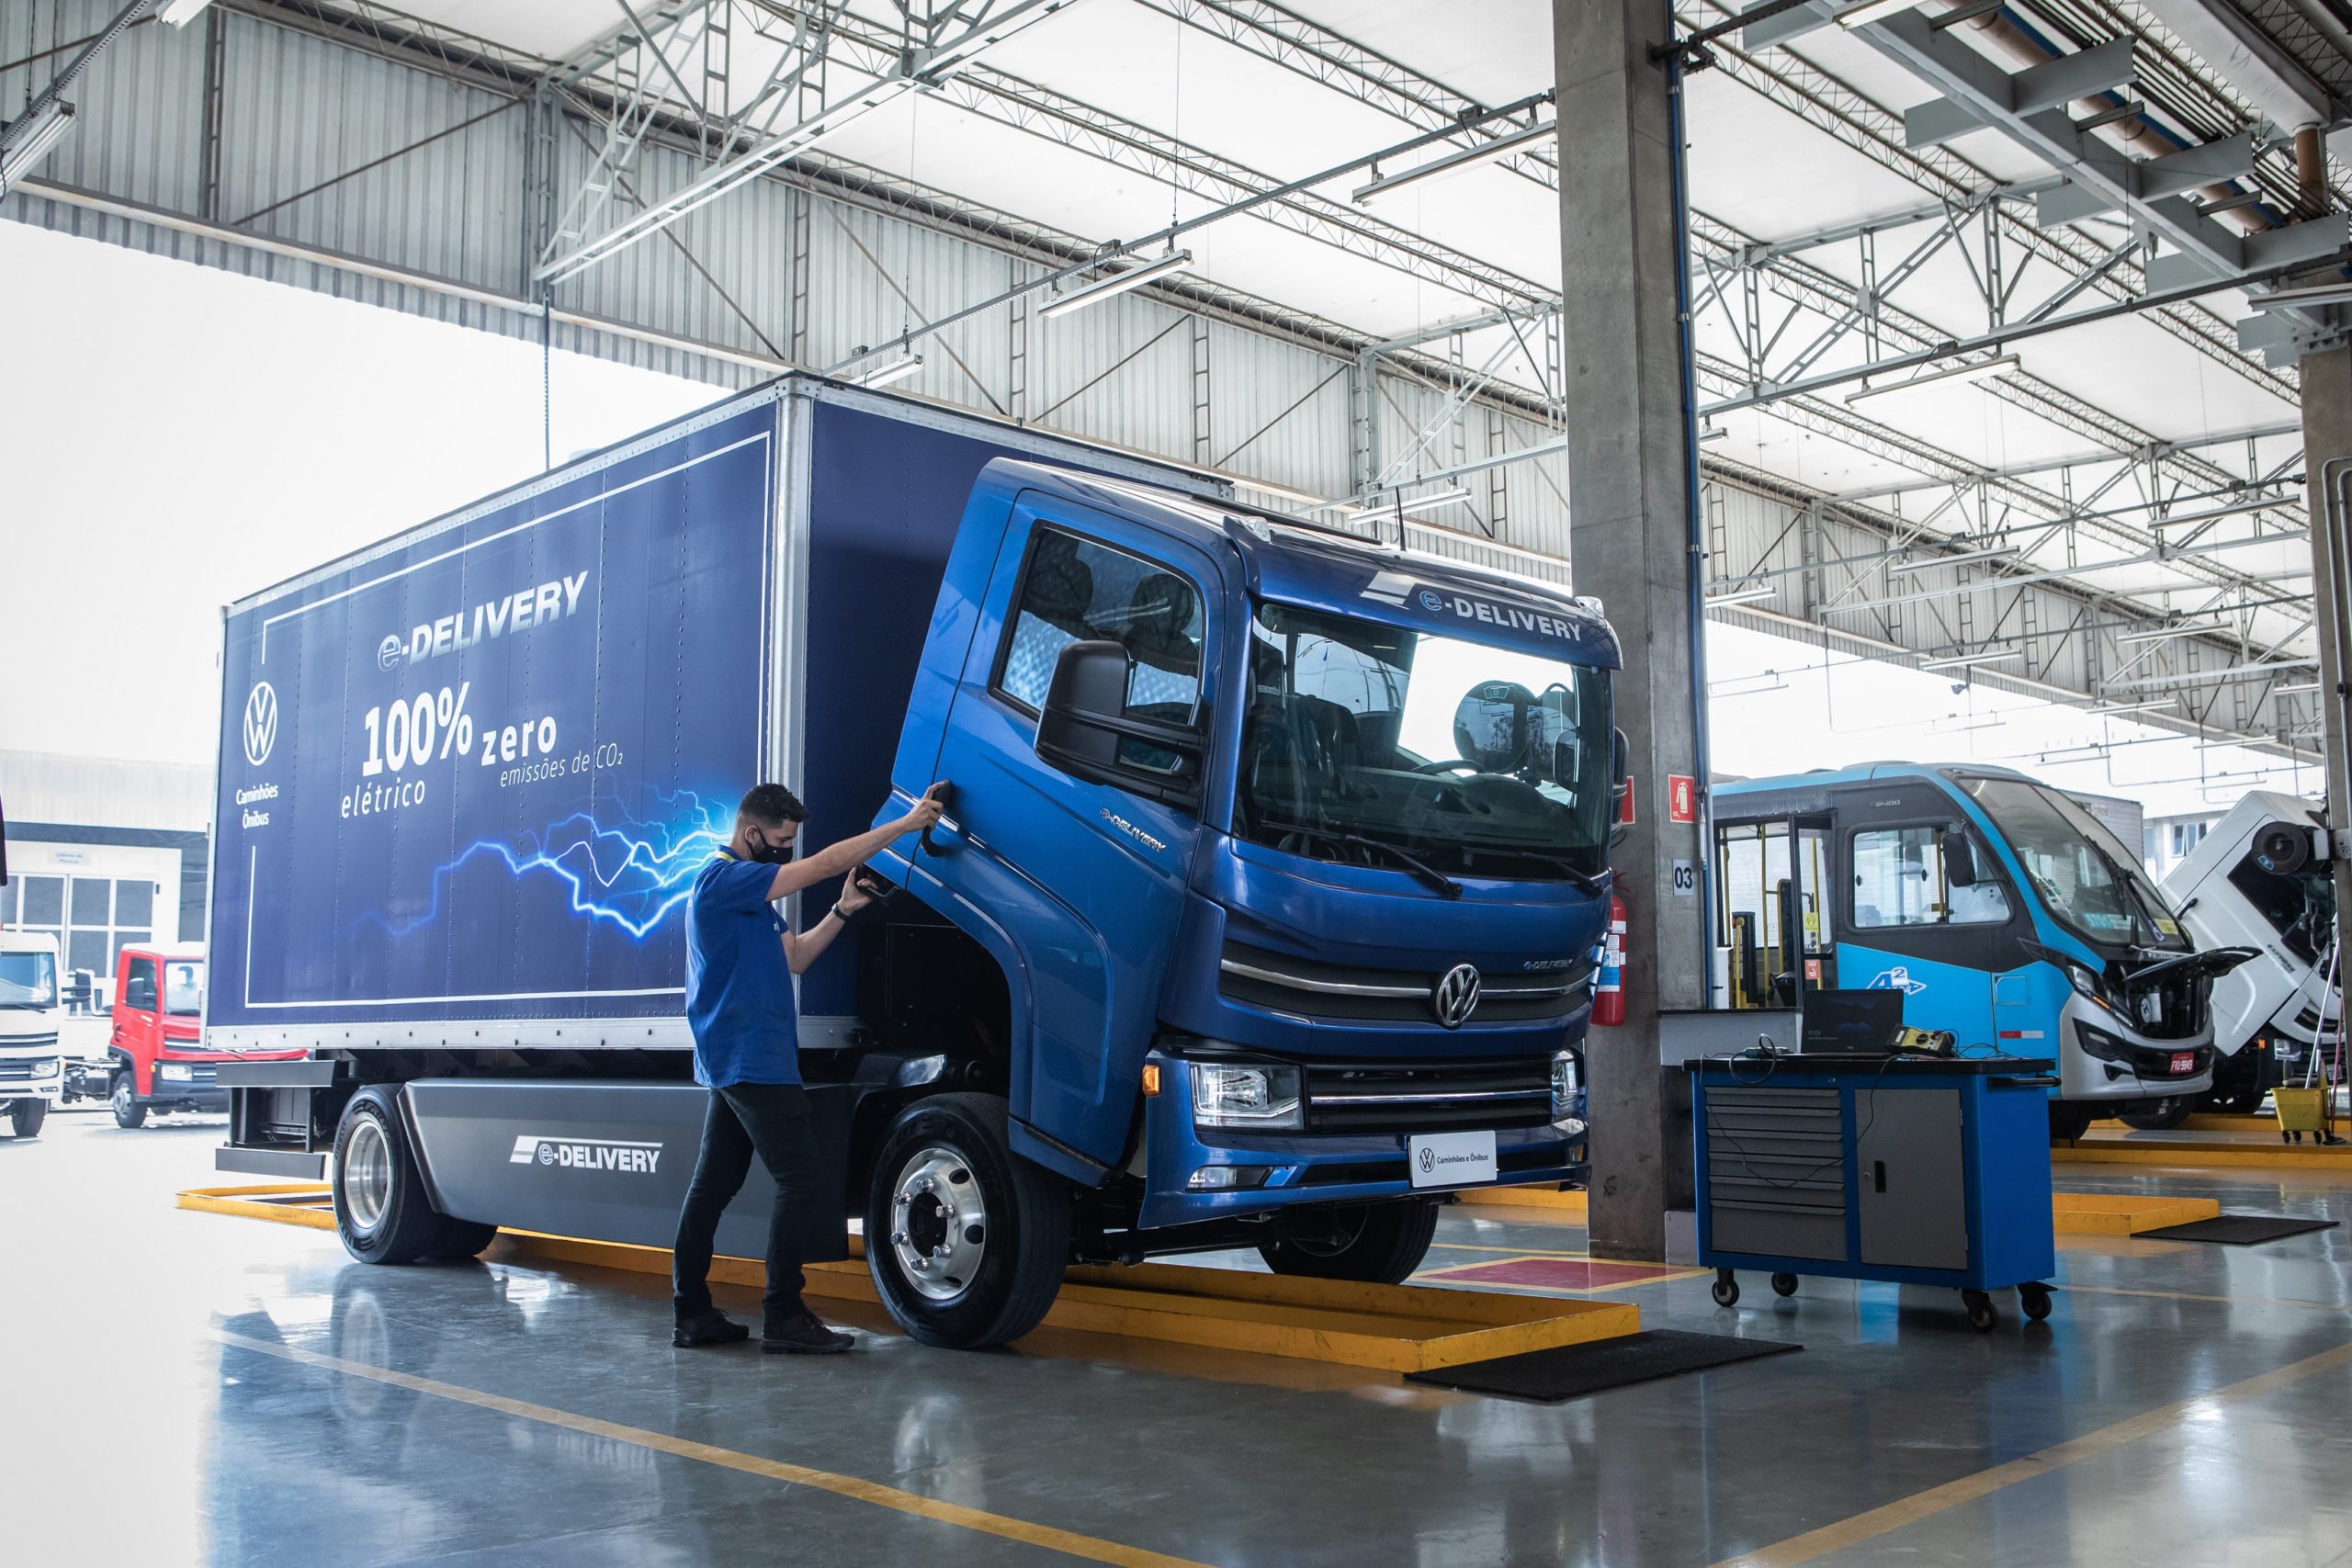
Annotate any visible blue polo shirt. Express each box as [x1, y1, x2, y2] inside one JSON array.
[[684, 851, 800, 1088]]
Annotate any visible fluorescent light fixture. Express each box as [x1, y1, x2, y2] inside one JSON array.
[[1845, 354, 2021, 405], [2089, 699, 2177, 716], [1705, 585, 1777, 607], [1039, 251, 1193, 318], [2115, 625, 2204, 644], [852, 353, 923, 389], [1836, 0, 1920, 28], [0, 99, 75, 198], [1352, 122, 1555, 206], [1697, 423, 1729, 443], [1887, 546, 2018, 574], [2151, 495, 2280, 528], [2248, 280, 2352, 310], [157, 0, 217, 24], [1919, 649, 2021, 671], [1364, 487, 1473, 516], [2274, 681, 2322, 694]]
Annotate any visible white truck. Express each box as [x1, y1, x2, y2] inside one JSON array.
[[0, 928, 65, 1137], [2164, 791, 2339, 1115]]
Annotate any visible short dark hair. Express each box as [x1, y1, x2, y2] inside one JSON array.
[[738, 783, 808, 827]]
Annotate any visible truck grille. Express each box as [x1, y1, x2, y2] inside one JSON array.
[[1219, 941, 1586, 1026], [1303, 1056, 1557, 1134], [0, 1032, 59, 1050]]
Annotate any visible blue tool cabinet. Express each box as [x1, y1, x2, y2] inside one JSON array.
[[1686, 1055, 2058, 1331]]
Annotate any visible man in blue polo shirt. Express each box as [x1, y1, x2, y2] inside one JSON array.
[[671, 778, 946, 1353]]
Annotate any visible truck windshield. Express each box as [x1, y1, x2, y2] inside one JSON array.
[[1237, 602, 1611, 884], [0, 953, 58, 1010], [164, 960, 204, 1017], [1956, 776, 2188, 952]]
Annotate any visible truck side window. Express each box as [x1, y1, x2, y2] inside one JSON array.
[[994, 527, 1204, 730], [122, 956, 159, 1013], [1851, 827, 2009, 927]]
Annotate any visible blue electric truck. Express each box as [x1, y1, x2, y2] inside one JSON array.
[[212, 377, 1617, 1348]]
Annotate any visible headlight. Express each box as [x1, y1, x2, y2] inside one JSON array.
[[1190, 1061, 1303, 1130], [2065, 964, 2105, 1005], [159, 1063, 194, 1082], [31, 1058, 59, 1079], [1551, 1049, 1583, 1122]]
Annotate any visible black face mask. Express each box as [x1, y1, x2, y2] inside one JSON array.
[[747, 828, 796, 866]]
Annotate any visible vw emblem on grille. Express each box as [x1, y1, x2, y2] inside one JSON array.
[[1431, 963, 1481, 1030], [1418, 1146, 1436, 1175]]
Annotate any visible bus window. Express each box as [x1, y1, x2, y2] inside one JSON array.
[[1851, 826, 2010, 928]]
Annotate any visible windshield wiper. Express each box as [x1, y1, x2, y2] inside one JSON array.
[[1476, 846, 1611, 897], [1255, 816, 1464, 899]]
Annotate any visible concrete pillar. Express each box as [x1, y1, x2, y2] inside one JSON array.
[[2297, 346, 2352, 950], [1553, 0, 1709, 1259]]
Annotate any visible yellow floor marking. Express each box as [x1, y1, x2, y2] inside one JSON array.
[[2057, 1281, 2352, 1314], [1711, 1337, 2352, 1568], [211, 1329, 1210, 1568]]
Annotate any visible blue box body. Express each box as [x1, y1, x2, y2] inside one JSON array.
[[1690, 1057, 2056, 1292]]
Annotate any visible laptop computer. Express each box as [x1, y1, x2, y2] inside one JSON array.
[[1800, 989, 1905, 1055]]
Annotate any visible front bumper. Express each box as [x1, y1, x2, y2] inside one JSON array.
[[1136, 1053, 1587, 1230], [2055, 994, 2214, 1102]]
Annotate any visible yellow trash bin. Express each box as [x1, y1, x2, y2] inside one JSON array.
[[2275, 1085, 2328, 1144]]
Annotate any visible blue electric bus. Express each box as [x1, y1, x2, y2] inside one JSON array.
[[1712, 763, 2253, 1137]]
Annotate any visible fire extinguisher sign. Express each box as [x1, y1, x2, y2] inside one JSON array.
[[1667, 773, 1697, 824]]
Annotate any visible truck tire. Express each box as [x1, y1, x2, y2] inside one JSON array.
[[424, 1217, 500, 1261], [332, 1086, 442, 1266], [2047, 1102, 2094, 1142], [110, 1076, 146, 1130], [8, 1099, 45, 1137], [2120, 1096, 2191, 1131], [1259, 1199, 1439, 1284], [865, 1093, 1071, 1349]]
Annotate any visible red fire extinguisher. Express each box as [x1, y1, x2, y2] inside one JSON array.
[[1592, 887, 1629, 1028]]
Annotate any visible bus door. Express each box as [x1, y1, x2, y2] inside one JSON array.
[[1832, 784, 2020, 1051], [1714, 816, 1833, 1008]]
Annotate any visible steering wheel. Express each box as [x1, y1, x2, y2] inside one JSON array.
[[1413, 759, 1481, 775]]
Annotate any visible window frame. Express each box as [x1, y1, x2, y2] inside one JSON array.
[[986, 520, 1208, 726], [121, 954, 161, 1014]]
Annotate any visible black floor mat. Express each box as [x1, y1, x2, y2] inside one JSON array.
[[1406, 1329, 1800, 1403], [2139, 1214, 2340, 1246]]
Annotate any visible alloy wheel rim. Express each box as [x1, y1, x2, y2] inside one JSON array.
[[888, 1145, 988, 1303], [343, 1116, 393, 1234]]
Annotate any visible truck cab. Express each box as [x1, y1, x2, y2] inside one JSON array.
[[0, 929, 64, 1137], [97, 945, 301, 1127]]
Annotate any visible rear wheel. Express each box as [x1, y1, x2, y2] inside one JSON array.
[[865, 1093, 1071, 1349], [1259, 1200, 1440, 1285], [110, 1076, 146, 1130], [332, 1086, 441, 1265], [7, 1099, 45, 1137], [2120, 1096, 2191, 1131]]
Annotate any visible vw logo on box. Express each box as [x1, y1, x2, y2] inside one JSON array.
[[242, 682, 278, 767]]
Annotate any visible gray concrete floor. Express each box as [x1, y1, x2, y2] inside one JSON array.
[[9, 1104, 2352, 1566]]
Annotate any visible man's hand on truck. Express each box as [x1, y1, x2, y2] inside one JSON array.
[[753, 781, 949, 903]]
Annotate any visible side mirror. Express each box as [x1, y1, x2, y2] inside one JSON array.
[[1941, 829, 1978, 887], [1609, 727, 1631, 847], [1034, 640, 1204, 810]]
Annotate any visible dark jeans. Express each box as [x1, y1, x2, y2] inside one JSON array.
[[672, 1082, 818, 1330]]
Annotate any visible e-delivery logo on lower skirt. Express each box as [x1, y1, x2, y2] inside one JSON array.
[[510, 1134, 665, 1173]]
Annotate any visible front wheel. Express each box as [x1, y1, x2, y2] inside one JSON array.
[[865, 1093, 1071, 1349], [2048, 1102, 2094, 1142], [110, 1076, 146, 1130], [1259, 1200, 1439, 1285], [2120, 1096, 2191, 1131], [8, 1099, 45, 1137], [332, 1086, 442, 1265]]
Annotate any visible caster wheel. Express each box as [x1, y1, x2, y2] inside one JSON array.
[[1711, 1272, 1740, 1309], [1963, 1290, 1996, 1332], [2019, 1284, 2053, 1323], [1770, 1272, 1799, 1297]]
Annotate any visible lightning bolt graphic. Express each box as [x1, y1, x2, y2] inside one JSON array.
[[362, 788, 733, 942]]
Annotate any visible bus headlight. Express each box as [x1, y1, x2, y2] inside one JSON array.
[[1191, 1061, 1303, 1130], [1551, 1049, 1583, 1122]]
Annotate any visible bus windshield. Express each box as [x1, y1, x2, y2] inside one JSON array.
[[1956, 775, 2188, 951], [1236, 602, 1612, 885]]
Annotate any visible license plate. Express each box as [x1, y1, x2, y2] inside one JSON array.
[[2171, 1053, 2197, 1075], [1408, 1129, 1498, 1189]]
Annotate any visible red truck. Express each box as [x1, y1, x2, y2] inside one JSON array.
[[62, 945, 301, 1126]]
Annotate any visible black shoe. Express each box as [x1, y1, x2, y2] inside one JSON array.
[[762, 1309, 854, 1355], [672, 1308, 752, 1348]]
